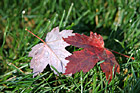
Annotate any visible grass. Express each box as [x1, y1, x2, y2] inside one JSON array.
[[0, 0, 140, 92]]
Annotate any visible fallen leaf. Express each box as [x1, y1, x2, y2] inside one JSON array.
[[28, 27, 74, 77], [63, 32, 120, 83]]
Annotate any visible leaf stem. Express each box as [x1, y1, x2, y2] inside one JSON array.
[[25, 28, 46, 44], [109, 49, 135, 60]]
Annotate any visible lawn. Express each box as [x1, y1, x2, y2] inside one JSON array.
[[0, 0, 140, 92]]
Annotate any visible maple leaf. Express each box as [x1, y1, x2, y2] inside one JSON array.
[[28, 27, 74, 77], [63, 32, 120, 83]]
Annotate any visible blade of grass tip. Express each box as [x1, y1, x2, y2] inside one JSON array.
[[133, 79, 140, 90], [116, 86, 124, 92], [0, 64, 28, 78], [83, 72, 92, 89], [34, 73, 53, 92], [63, 3, 73, 27], [111, 65, 116, 92], [34, 72, 50, 82], [109, 49, 135, 60], [50, 65, 61, 77], [20, 88, 26, 93], [95, 83, 101, 92], [75, 83, 82, 92], [97, 60, 105, 65], [6, 76, 17, 81], [8, 63, 25, 74], [50, 65, 65, 84], [83, 71, 89, 81], [0, 19, 9, 57], [127, 53, 134, 63], [80, 71, 83, 93], [75, 10, 90, 25], [69, 77, 81, 91], [114, 39, 125, 49], [98, 66, 103, 89], [131, 64, 136, 80], [105, 76, 109, 92], [98, 77, 106, 92], [92, 73, 97, 93], [34, 20, 44, 32], [49, 13, 58, 30], [108, 30, 114, 40], [14, 56, 28, 63], [84, 77, 92, 88], [59, 10, 65, 28], [42, 20, 51, 33]]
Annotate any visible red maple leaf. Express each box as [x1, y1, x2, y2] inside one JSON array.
[[63, 32, 120, 83]]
